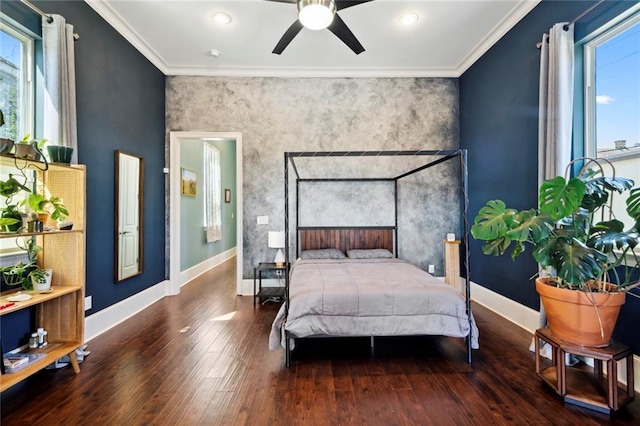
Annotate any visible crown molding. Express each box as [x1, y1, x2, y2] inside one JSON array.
[[85, 0, 541, 79], [456, 0, 541, 75], [84, 0, 169, 74], [165, 66, 461, 78]]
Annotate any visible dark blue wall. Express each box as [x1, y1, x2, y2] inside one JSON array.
[[1, 1, 166, 351], [461, 0, 640, 353]]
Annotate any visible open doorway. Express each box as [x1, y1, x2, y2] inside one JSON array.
[[169, 131, 243, 295]]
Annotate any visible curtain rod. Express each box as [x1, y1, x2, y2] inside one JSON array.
[[536, 0, 605, 48], [20, 0, 52, 23], [563, 0, 606, 31], [20, 0, 80, 40]]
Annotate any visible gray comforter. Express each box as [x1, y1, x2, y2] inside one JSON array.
[[269, 258, 479, 350]]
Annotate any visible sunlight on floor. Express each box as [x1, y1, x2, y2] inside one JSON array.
[[210, 311, 237, 321]]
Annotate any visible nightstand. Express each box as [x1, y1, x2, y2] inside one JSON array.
[[253, 262, 288, 306]]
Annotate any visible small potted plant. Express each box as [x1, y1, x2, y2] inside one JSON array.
[[0, 237, 43, 291], [14, 134, 46, 161], [24, 193, 68, 225], [471, 158, 640, 347], [28, 267, 52, 292]]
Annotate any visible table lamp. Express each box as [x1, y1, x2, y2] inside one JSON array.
[[268, 231, 286, 266]]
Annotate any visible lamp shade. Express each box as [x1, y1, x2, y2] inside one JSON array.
[[298, 0, 336, 30], [268, 231, 285, 249]]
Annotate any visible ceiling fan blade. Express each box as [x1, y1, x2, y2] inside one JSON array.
[[335, 0, 375, 11], [327, 14, 365, 54], [273, 20, 305, 54]]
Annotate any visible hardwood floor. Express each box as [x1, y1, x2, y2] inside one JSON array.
[[2, 258, 639, 425]]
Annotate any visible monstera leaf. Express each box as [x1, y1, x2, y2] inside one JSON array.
[[470, 200, 517, 241], [589, 220, 640, 253], [548, 238, 607, 285], [539, 176, 586, 220], [627, 188, 640, 230], [505, 210, 554, 244]]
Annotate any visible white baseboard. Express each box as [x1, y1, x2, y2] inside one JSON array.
[[85, 249, 236, 343], [84, 280, 168, 342], [470, 280, 640, 393], [179, 247, 236, 287]]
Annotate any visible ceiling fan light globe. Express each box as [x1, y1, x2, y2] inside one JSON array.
[[298, 0, 336, 31]]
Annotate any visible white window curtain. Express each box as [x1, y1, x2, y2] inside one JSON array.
[[42, 14, 78, 164], [204, 144, 222, 243], [538, 22, 574, 185], [534, 22, 575, 357]]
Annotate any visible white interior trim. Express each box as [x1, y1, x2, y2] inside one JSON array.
[[85, 0, 540, 78], [169, 131, 244, 295], [180, 248, 236, 288], [84, 280, 168, 342]]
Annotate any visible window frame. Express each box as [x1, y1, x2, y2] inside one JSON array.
[[583, 10, 640, 159], [0, 17, 35, 140], [0, 17, 35, 257], [581, 9, 640, 266]]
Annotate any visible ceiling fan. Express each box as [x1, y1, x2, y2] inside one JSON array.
[[265, 0, 374, 55]]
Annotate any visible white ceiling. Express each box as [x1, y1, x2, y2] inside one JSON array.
[[85, 0, 540, 77]]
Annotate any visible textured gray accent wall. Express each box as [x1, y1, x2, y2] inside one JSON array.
[[166, 77, 460, 278]]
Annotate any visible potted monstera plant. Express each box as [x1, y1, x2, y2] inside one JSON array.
[[471, 158, 640, 347]]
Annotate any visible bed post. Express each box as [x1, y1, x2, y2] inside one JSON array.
[[461, 149, 472, 364], [394, 179, 399, 256], [284, 153, 291, 368]]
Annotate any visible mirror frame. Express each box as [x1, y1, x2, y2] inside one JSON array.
[[114, 150, 144, 282]]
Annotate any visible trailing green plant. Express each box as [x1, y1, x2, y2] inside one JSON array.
[[16, 236, 42, 263], [471, 158, 640, 296], [0, 262, 34, 289], [0, 173, 31, 231]]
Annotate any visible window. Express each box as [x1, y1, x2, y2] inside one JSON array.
[[203, 143, 222, 242], [0, 19, 34, 143], [0, 19, 35, 256], [584, 11, 640, 230]]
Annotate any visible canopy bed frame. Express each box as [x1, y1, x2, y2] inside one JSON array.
[[279, 149, 473, 367]]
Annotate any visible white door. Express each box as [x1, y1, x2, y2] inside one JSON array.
[[118, 153, 140, 280]]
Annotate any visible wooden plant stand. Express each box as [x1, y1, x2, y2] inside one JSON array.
[[535, 327, 635, 414]]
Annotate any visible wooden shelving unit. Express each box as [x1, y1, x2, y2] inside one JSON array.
[[0, 155, 86, 393]]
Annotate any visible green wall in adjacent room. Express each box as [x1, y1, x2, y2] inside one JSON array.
[[180, 139, 237, 271]]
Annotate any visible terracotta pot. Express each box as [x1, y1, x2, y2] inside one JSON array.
[[14, 144, 39, 160], [37, 212, 50, 226], [536, 277, 625, 347]]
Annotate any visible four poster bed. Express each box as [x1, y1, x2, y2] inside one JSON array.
[[269, 150, 478, 367]]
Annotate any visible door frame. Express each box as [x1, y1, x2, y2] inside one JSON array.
[[168, 131, 243, 295]]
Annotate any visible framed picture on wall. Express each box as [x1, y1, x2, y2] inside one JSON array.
[[181, 168, 197, 196], [224, 188, 231, 203]]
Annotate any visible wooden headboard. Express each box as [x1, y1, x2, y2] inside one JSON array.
[[298, 227, 395, 255]]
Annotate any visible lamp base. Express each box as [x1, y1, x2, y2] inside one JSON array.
[[274, 248, 285, 266]]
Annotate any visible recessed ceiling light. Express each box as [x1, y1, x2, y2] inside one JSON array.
[[399, 13, 419, 26], [209, 50, 221, 58], [211, 12, 232, 25]]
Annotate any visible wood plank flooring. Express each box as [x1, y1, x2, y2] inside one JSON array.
[[2, 258, 639, 425]]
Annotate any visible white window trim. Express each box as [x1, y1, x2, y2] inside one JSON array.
[[582, 8, 640, 268], [0, 18, 35, 139]]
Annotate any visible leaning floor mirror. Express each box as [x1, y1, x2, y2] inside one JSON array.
[[115, 150, 144, 282]]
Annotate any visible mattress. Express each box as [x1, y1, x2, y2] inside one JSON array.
[[269, 258, 479, 350]]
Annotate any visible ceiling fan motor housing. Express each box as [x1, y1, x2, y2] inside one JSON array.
[[297, 0, 337, 30]]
